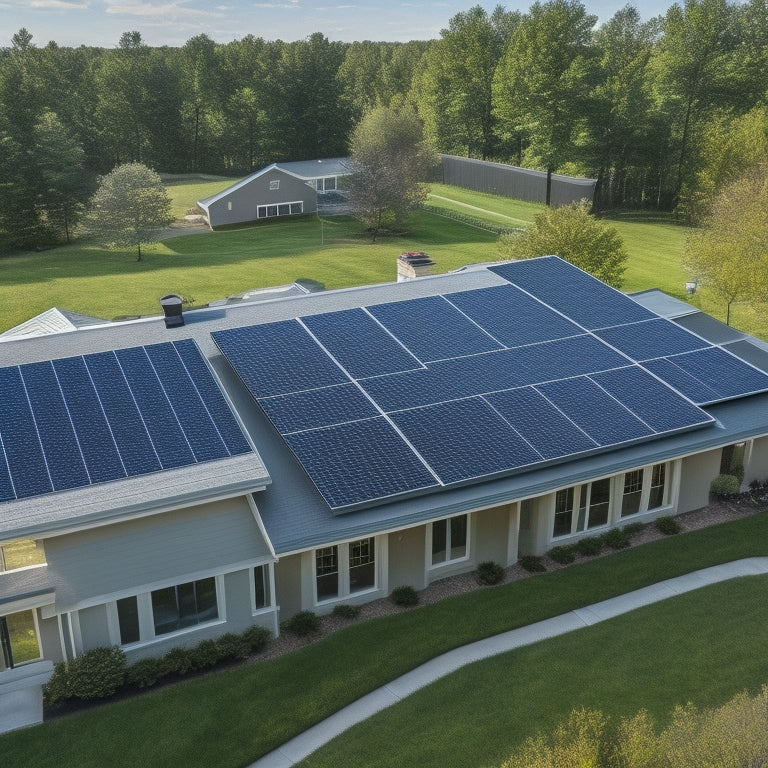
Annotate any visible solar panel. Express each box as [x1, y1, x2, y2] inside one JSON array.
[[594, 318, 711, 360], [367, 296, 503, 361], [446, 284, 584, 347], [302, 309, 423, 377], [0, 341, 252, 503], [283, 418, 439, 509], [490, 257, 656, 329]]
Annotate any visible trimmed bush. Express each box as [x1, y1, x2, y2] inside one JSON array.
[[477, 561, 504, 585], [600, 527, 631, 550], [390, 585, 418, 606], [242, 625, 271, 653], [190, 639, 223, 669], [67, 646, 127, 700], [548, 546, 576, 565], [575, 536, 602, 557], [283, 610, 321, 636], [332, 604, 361, 619], [520, 555, 546, 573], [711, 474, 741, 499], [163, 646, 193, 676], [126, 657, 167, 689], [622, 522, 645, 537], [215, 632, 251, 661], [656, 516, 681, 535], [43, 662, 71, 705]]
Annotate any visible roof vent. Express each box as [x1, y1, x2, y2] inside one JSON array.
[[159, 294, 185, 328], [397, 251, 435, 282]]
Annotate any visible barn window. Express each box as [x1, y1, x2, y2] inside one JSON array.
[[269, 180, 280, 190]]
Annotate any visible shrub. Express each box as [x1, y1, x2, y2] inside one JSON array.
[[43, 662, 71, 705], [520, 555, 546, 573], [162, 646, 193, 676], [600, 527, 631, 550], [126, 657, 167, 689], [656, 516, 681, 535], [575, 537, 602, 557], [622, 522, 645, 537], [390, 585, 418, 606], [215, 632, 251, 661], [477, 560, 504, 585], [66, 646, 127, 700], [711, 474, 741, 498], [283, 610, 321, 636], [242, 625, 271, 653], [548, 545, 576, 565], [332, 604, 361, 619], [190, 639, 223, 669]]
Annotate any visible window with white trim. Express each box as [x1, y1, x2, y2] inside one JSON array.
[[430, 515, 468, 566], [112, 576, 222, 646], [621, 463, 670, 517], [314, 538, 376, 603], [269, 179, 280, 190], [252, 565, 271, 611], [257, 201, 303, 219], [0, 610, 42, 669], [0, 539, 46, 573], [553, 480, 611, 538]]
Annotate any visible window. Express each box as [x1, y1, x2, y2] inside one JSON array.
[[257, 201, 303, 219], [431, 515, 468, 566], [314, 538, 377, 603], [648, 463, 667, 510], [227, 200, 232, 211], [116, 596, 140, 645], [621, 469, 644, 517], [720, 442, 746, 477], [578, 478, 610, 531], [253, 565, 271, 611], [553, 488, 574, 537], [269, 179, 280, 190], [151, 578, 218, 636], [0, 610, 41, 669], [0, 539, 45, 573]]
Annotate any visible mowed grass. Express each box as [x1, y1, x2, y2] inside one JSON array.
[[1, 180, 765, 340], [2, 512, 768, 768]]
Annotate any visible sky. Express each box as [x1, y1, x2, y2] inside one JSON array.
[[2, 0, 676, 49]]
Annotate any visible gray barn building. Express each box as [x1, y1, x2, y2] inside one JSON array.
[[197, 158, 350, 229]]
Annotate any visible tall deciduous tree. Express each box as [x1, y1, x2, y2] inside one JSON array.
[[493, 0, 598, 204], [85, 163, 173, 261], [347, 107, 439, 242], [683, 166, 768, 324], [498, 200, 628, 287]]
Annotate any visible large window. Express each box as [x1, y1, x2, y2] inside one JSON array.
[[0, 539, 45, 573], [553, 488, 575, 537], [314, 538, 377, 603], [621, 469, 644, 517], [0, 610, 41, 669], [430, 515, 468, 566], [253, 565, 271, 611], [151, 578, 218, 636], [553, 480, 611, 538], [257, 201, 303, 219], [621, 463, 670, 517]]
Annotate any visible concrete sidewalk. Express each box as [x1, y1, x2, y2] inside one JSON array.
[[248, 557, 768, 768]]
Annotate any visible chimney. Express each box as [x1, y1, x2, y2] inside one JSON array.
[[397, 252, 435, 282], [159, 294, 184, 328]]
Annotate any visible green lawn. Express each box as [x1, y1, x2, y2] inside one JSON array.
[[1, 180, 765, 340], [2, 512, 768, 768]]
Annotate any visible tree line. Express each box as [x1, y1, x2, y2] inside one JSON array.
[[2, 0, 768, 251]]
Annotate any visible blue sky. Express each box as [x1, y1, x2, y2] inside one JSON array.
[[3, 1, 675, 49]]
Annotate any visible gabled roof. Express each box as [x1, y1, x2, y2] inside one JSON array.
[[0, 308, 106, 340]]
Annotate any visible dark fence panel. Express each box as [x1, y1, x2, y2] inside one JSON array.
[[438, 155, 596, 207]]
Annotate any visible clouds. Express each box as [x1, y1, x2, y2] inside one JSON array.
[[103, 0, 214, 17], [30, 0, 88, 8]]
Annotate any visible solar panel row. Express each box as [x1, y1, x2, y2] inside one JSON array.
[[0, 339, 251, 503]]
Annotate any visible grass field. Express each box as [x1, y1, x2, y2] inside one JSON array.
[[2, 512, 768, 768], [1, 179, 765, 339]]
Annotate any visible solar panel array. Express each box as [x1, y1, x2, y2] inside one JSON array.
[[214, 257, 768, 512], [0, 339, 252, 503]]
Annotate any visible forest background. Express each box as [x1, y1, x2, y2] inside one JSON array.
[[2, 0, 768, 252]]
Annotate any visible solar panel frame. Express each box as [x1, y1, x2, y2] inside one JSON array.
[[594, 318, 712, 361]]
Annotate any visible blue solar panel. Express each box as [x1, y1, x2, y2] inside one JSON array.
[[20, 362, 90, 492], [391, 398, 543, 484], [485, 387, 599, 460], [595, 319, 710, 361], [0, 432, 14, 501], [173, 339, 252, 456], [0, 366, 52, 500], [213, 321, 350, 397], [259, 384, 379, 433], [591, 366, 714, 433], [283, 418, 438, 509], [537, 376, 654, 446], [446, 284, 584, 347], [490, 257, 655, 329], [367, 296, 503, 361], [641, 357, 721, 405], [302, 309, 423, 378], [52, 356, 128, 484]]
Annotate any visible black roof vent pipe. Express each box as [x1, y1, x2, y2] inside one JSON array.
[[160, 294, 185, 328]]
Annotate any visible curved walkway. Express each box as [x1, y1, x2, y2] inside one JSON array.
[[249, 558, 768, 768]]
